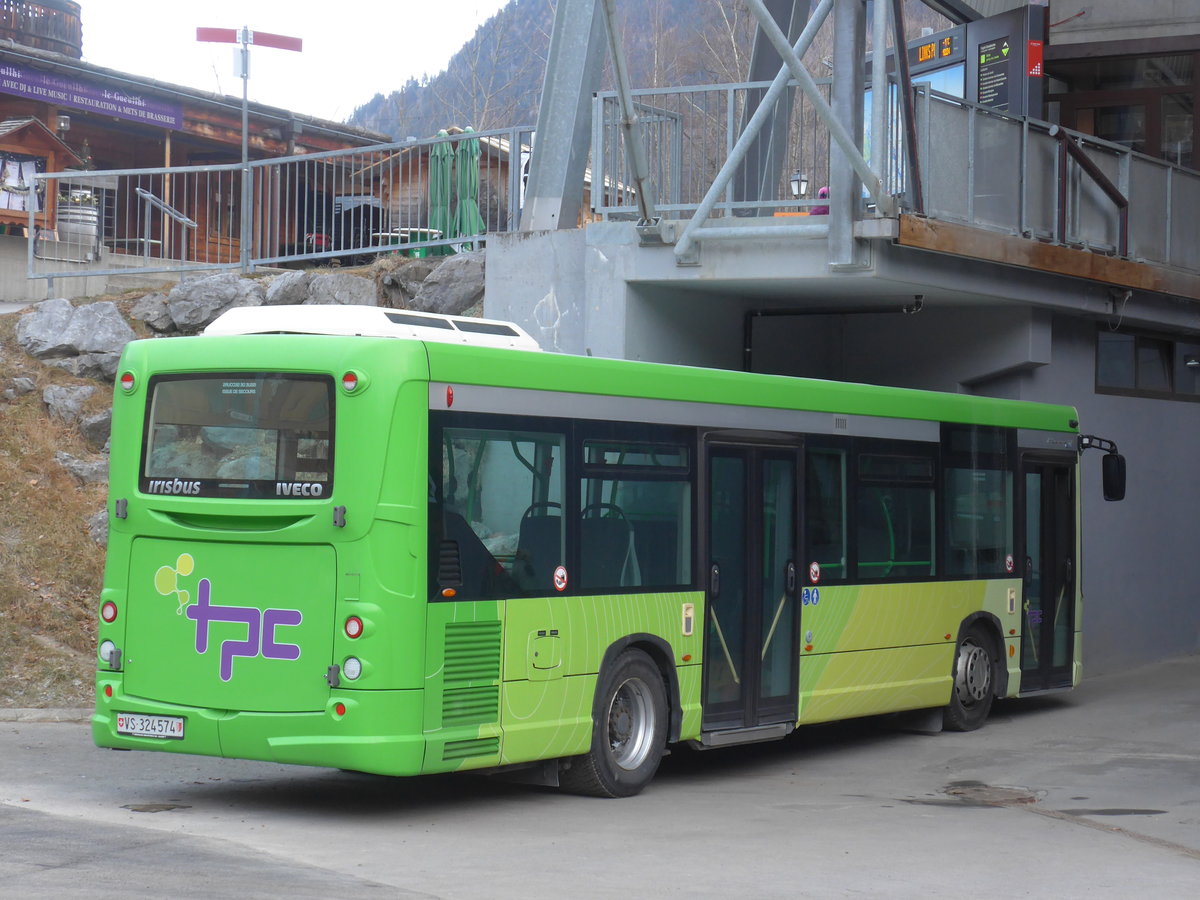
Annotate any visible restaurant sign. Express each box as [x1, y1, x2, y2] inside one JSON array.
[[0, 63, 183, 130]]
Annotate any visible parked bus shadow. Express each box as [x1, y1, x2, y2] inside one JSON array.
[[185, 695, 1077, 814]]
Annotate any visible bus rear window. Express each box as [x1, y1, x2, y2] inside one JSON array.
[[141, 374, 334, 499]]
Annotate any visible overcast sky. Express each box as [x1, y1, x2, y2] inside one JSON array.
[[80, 1, 513, 124]]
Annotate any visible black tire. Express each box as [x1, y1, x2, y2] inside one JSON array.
[[943, 625, 996, 732], [559, 648, 668, 798]]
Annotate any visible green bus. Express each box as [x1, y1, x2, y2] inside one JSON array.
[[93, 305, 1124, 797]]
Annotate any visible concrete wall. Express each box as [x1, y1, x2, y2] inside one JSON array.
[[1048, 1, 1200, 45], [0, 235, 170, 301]]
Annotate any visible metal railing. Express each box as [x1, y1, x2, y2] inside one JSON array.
[[25, 85, 1200, 284], [27, 125, 535, 283], [591, 79, 1200, 274], [591, 78, 837, 218]]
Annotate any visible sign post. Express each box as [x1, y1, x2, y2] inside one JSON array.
[[197, 27, 302, 272]]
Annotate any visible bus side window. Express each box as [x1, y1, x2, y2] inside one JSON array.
[[805, 449, 847, 581], [579, 438, 692, 591], [945, 468, 1013, 577], [435, 426, 565, 599], [855, 451, 936, 580]]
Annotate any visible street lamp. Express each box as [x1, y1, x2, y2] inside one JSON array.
[[789, 170, 809, 198]]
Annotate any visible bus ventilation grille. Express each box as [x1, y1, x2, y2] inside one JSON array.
[[443, 736, 500, 762], [442, 620, 502, 727], [438, 540, 463, 587]]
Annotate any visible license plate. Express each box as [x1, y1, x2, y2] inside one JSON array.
[[115, 713, 185, 740]]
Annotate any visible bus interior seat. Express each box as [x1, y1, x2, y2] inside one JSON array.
[[515, 503, 563, 591], [580, 503, 641, 587]]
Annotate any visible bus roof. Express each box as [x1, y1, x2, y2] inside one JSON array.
[[159, 308, 1076, 434], [421, 341, 1080, 434], [205, 305, 541, 351]]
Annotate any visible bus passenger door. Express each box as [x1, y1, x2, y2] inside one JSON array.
[[703, 444, 800, 733], [1019, 457, 1076, 692]]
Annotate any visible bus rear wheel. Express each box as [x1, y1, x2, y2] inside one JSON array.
[[943, 626, 995, 731], [560, 648, 667, 798]]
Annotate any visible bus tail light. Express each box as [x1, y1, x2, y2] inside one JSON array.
[[100, 601, 118, 623], [119, 372, 135, 392], [343, 657, 362, 680], [341, 372, 358, 392], [344, 616, 363, 639]]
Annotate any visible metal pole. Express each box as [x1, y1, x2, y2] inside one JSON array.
[[599, 0, 657, 223], [674, 0, 835, 262], [240, 26, 251, 273], [870, 0, 887, 188]]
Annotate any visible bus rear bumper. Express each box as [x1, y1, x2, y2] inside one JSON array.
[[94, 680, 428, 776]]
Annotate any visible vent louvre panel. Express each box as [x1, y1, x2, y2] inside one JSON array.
[[443, 620, 501, 683], [442, 685, 501, 726], [442, 736, 500, 761], [438, 540, 462, 586], [441, 621, 502, 728]]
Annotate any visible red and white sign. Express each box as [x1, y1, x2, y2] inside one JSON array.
[[553, 565, 569, 592], [1027, 40, 1044, 77], [1005, 554, 1015, 574], [197, 27, 303, 52], [808, 561, 821, 584]]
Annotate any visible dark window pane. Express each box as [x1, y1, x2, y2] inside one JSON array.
[[436, 428, 565, 599], [805, 450, 847, 581], [945, 468, 1013, 577], [1096, 332, 1135, 389], [856, 483, 935, 579], [1176, 343, 1200, 396], [1136, 337, 1172, 392], [579, 478, 691, 589]]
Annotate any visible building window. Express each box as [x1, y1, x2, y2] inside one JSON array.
[[1096, 328, 1200, 401]]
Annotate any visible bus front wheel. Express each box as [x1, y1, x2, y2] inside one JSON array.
[[943, 625, 995, 731], [560, 648, 667, 798]]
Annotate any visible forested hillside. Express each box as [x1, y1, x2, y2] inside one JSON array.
[[349, 0, 949, 140]]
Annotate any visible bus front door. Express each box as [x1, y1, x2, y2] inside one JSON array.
[[1020, 456, 1077, 692], [703, 444, 800, 734]]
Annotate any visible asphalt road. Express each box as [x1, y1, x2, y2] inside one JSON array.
[[2, 656, 1198, 898]]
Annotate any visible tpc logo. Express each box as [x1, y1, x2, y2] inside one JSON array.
[[156, 554, 303, 682]]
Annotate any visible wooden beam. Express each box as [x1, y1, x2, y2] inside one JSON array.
[[898, 215, 1200, 302]]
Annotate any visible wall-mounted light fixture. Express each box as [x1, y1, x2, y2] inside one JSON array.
[[1185, 354, 1199, 370], [789, 170, 808, 199], [55, 114, 70, 135]]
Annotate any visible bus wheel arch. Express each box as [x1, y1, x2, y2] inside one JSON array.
[[559, 638, 673, 797], [944, 615, 1003, 732]]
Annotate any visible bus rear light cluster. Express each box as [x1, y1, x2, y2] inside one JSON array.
[[342, 657, 362, 680], [100, 601, 118, 623], [99, 640, 117, 663], [344, 616, 364, 639]]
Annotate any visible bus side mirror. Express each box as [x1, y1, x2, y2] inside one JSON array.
[[1102, 453, 1126, 502]]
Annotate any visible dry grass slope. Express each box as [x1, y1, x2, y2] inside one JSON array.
[[0, 312, 109, 708]]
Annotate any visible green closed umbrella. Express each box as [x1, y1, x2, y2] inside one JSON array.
[[451, 127, 487, 250], [428, 130, 454, 256]]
